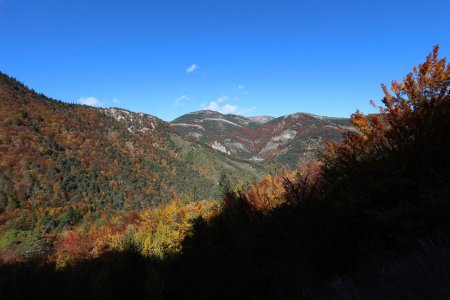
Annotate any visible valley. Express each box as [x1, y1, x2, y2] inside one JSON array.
[[1, 46, 450, 299]]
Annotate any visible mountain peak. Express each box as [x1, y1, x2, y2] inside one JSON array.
[[188, 109, 224, 116]]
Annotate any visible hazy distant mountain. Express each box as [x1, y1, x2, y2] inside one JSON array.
[[171, 110, 352, 167]]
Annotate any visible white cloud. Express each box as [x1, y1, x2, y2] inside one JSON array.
[[204, 100, 219, 111], [186, 64, 198, 73], [112, 98, 121, 104], [237, 85, 245, 90], [221, 104, 238, 114], [175, 95, 190, 106], [77, 97, 104, 107], [203, 96, 252, 115]]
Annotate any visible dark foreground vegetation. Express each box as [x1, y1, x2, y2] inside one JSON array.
[[1, 46, 450, 299]]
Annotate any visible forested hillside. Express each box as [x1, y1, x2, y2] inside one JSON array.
[[0, 72, 265, 261]]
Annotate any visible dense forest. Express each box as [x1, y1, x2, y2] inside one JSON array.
[[0, 73, 266, 263], [1, 46, 450, 299]]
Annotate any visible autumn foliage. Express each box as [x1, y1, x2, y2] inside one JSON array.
[[327, 45, 450, 165], [1, 46, 450, 299], [321, 45, 450, 225]]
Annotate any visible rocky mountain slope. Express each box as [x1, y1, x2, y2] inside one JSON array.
[[171, 110, 352, 167]]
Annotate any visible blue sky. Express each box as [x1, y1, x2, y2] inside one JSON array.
[[1, 0, 449, 121]]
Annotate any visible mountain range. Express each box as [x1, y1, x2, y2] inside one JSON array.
[[0, 71, 351, 210], [172, 110, 352, 166]]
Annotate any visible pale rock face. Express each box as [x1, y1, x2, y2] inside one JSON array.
[[104, 108, 131, 122], [103, 108, 157, 134], [189, 132, 203, 140], [259, 129, 297, 155], [273, 129, 297, 142], [211, 141, 231, 155]]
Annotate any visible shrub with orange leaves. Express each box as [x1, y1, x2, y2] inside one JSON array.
[[317, 45, 450, 237], [326, 45, 450, 169], [242, 171, 294, 212]]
